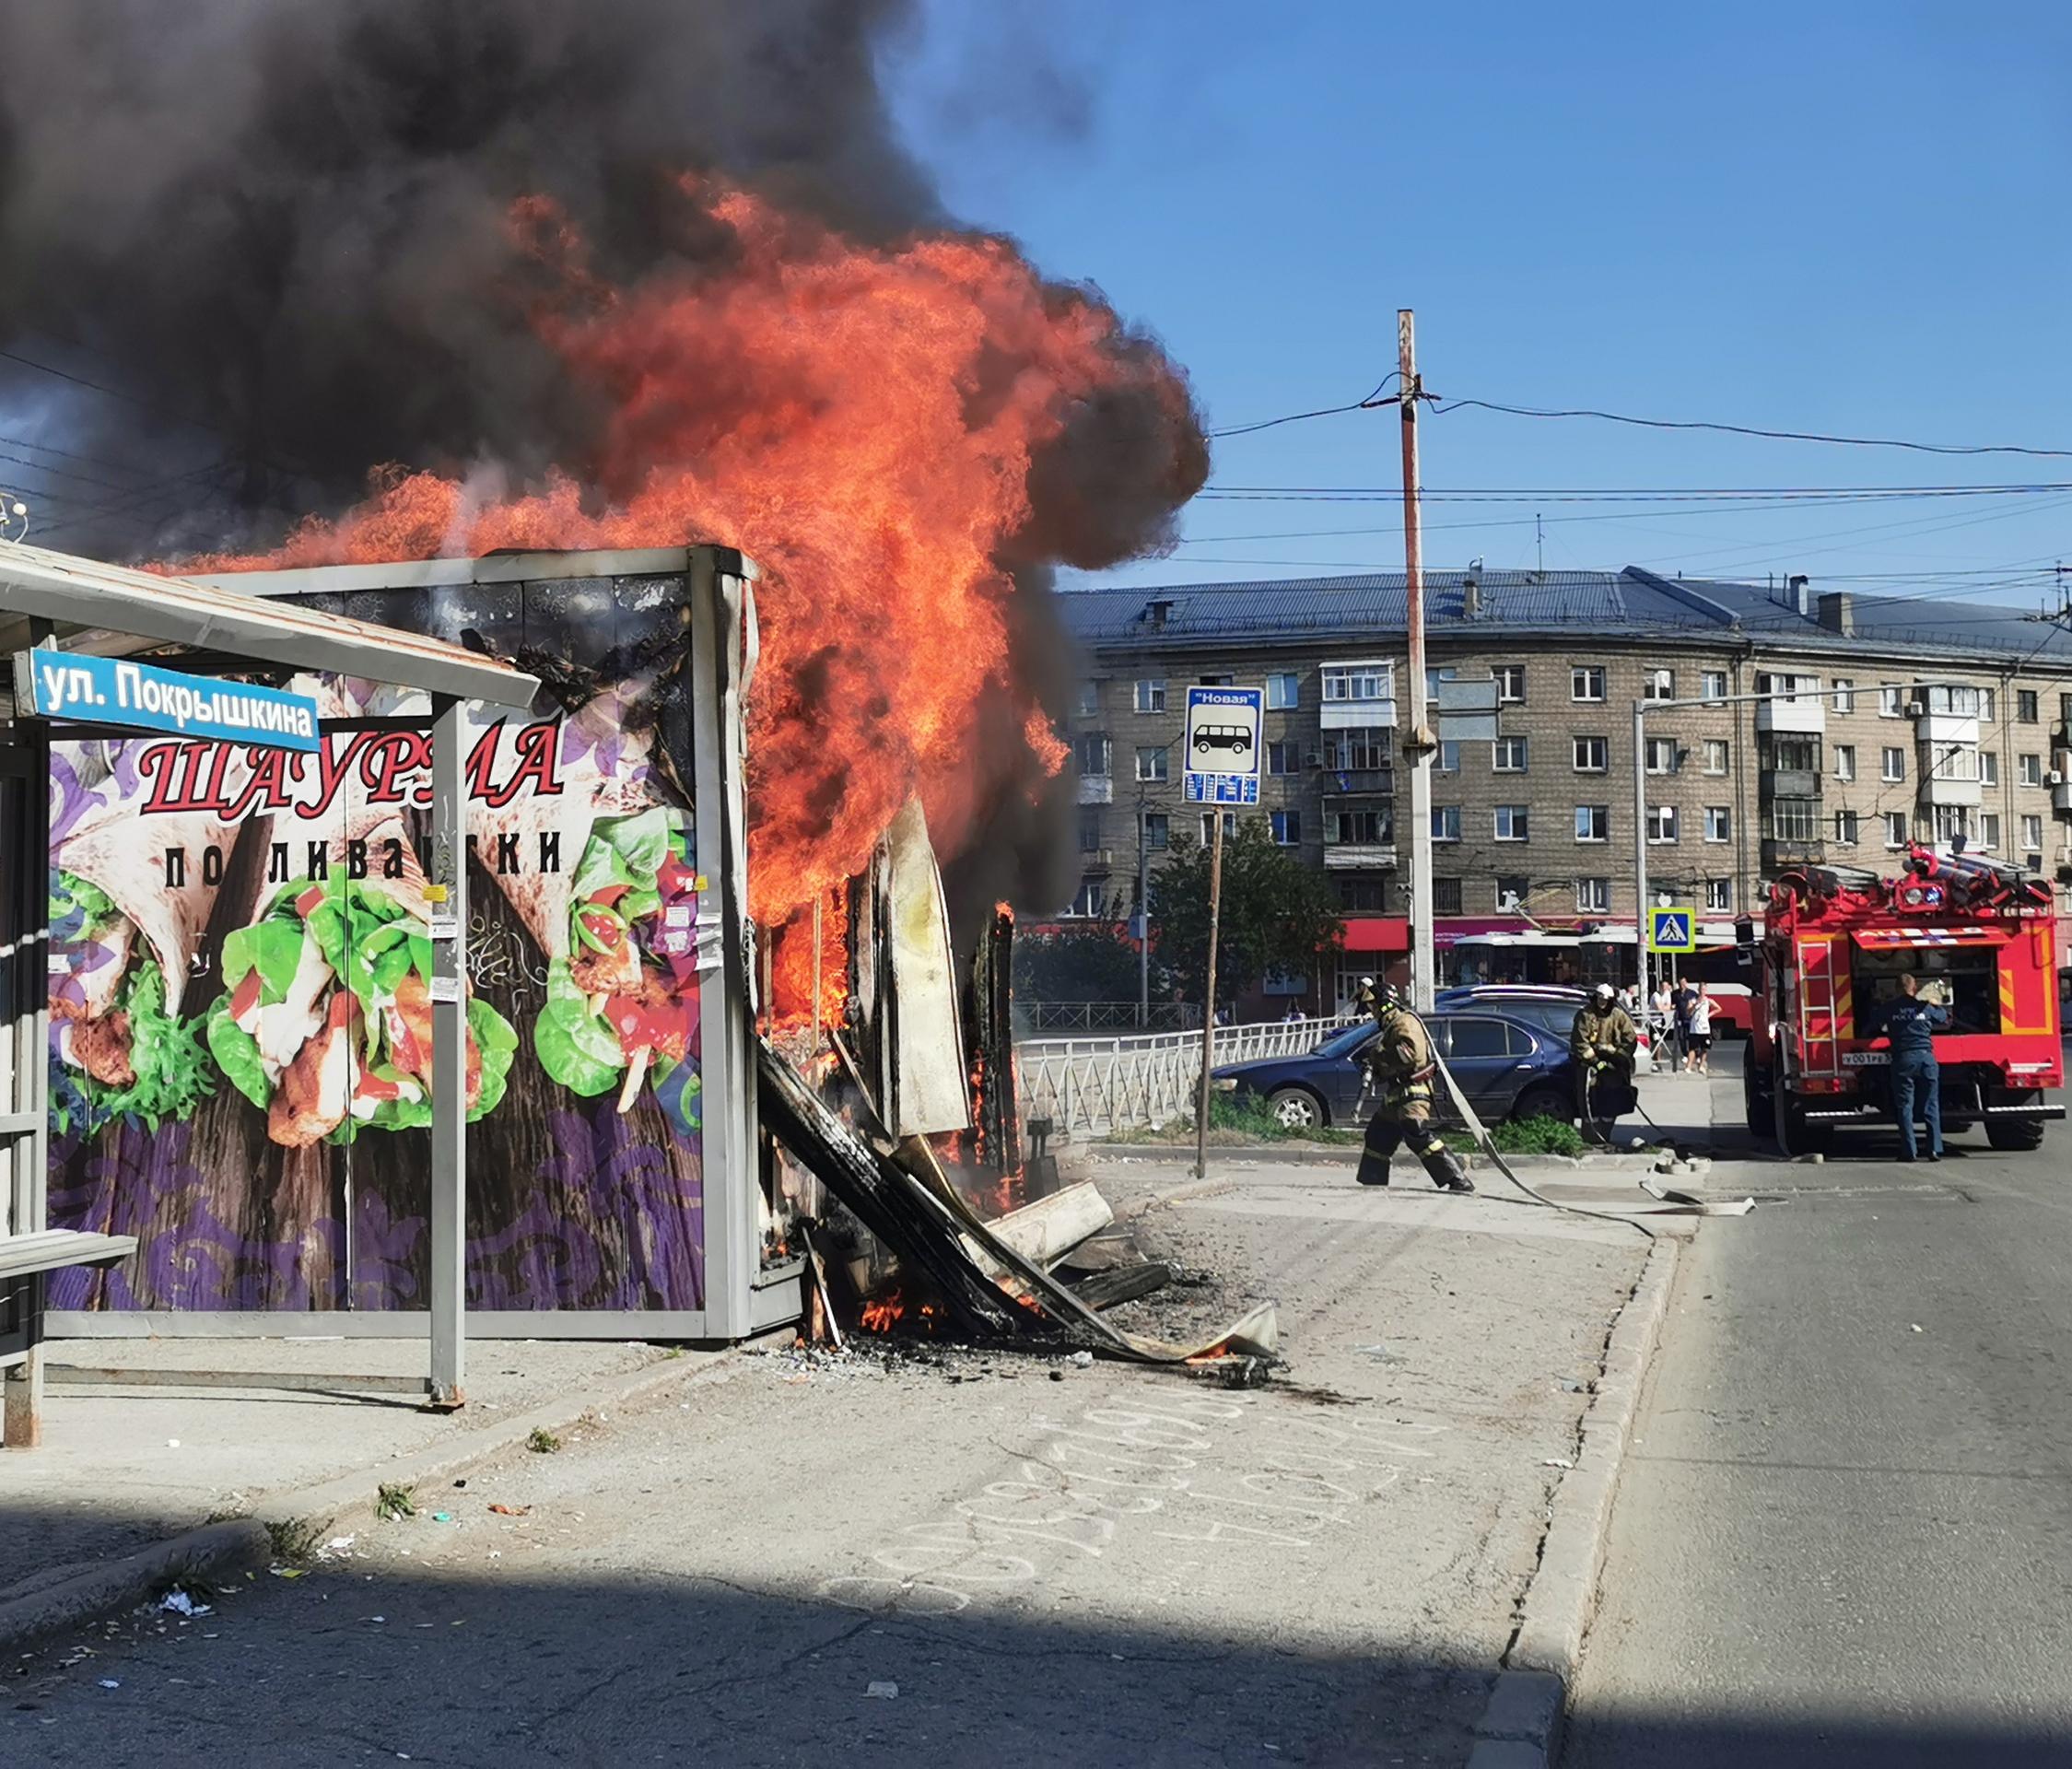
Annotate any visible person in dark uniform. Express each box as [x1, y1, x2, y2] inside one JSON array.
[[1884, 971, 1949, 1162], [1354, 984, 1475, 1192]]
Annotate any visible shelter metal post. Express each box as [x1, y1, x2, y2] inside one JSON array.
[[427, 695, 467, 1408]]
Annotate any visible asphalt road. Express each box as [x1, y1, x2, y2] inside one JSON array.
[[1566, 1044, 2072, 1765]]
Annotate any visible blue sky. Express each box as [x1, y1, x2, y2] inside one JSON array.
[[888, 3, 2072, 622]]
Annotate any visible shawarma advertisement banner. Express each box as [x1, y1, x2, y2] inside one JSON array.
[[44, 675, 708, 1314]]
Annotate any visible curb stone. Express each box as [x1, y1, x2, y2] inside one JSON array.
[[1468, 1233, 1681, 1767], [0, 1345, 749, 1655], [0, 1519, 271, 1656]]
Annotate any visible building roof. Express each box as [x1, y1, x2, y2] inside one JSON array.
[[1060, 566, 2072, 671]]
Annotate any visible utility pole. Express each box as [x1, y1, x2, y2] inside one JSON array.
[[1632, 699, 1651, 997], [1399, 309, 1437, 1010], [1136, 791, 1150, 1028], [1193, 809, 1225, 1180]]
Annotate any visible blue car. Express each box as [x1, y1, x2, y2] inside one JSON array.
[[1214, 1002, 1589, 1134]]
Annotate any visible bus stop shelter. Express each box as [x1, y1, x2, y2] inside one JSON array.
[[1, 540, 539, 1442]]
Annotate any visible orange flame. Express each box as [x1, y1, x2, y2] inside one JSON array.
[[769, 881, 850, 1029], [181, 179, 1202, 930]]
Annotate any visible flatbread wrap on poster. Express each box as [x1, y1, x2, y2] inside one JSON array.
[[50, 797, 232, 1133], [205, 817, 518, 1149], [473, 710, 701, 1133]]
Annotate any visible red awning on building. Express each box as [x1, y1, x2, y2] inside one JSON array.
[[1342, 916, 1411, 953]]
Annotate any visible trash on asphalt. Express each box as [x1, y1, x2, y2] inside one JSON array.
[[98, 1678, 121, 1689], [1357, 1342, 1408, 1364], [865, 1681, 899, 1699], [1911, 1323, 1924, 1333], [1541, 1456, 1575, 1469], [157, 1589, 211, 1617], [1557, 1377, 1586, 1393], [1069, 1350, 1094, 1367], [488, 1503, 532, 1517]]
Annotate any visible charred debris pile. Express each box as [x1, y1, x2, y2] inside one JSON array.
[[754, 800, 1278, 1377]]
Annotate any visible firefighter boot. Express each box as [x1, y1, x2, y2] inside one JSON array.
[[1413, 1127, 1475, 1194], [1355, 1111, 1397, 1187]]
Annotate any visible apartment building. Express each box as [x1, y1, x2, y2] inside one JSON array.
[[1058, 568, 2072, 1004]]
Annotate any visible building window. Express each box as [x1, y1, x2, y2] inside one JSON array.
[[1981, 687, 1996, 722], [1647, 804, 1679, 843], [1493, 735, 1529, 772], [1432, 804, 1462, 842], [1265, 672, 1300, 710], [1270, 809, 1301, 846], [1574, 735, 1609, 772], [1199, 812, 1236, 842], [1981, 750, 1998, 787], [2022, 814, 2044, 852], [1879, 685, 1904, 717], [1701, 670, 1727, 705], [1079, 810, 1103, 852], [1930, 745, 1979, 785], [1135, 745, 1168, 782], [1703, 739, 1729, 775], [1322, 662, 1392, 703], [1922, 685, 1981, 717], [1133, 679, 1165, 714], [2019, 690, 2040, 724], [1575, 876, 1611, 913], [1267, 739, 1300, 776], [1980, 813, 2001, 852], [1705, 878, 1733, 911], [1198, 673, 1234, 687], [1771, 733, 1820, 772], [1704, 806, 1731, 842], [1834, 744, 1856, 782], [1076, 681, 1100, 717], [1574, 804, 1610, 843], [2019, 753, 2043, 787], [1643, 668, 1675, 703], [1832, 678, 1855, 714], [1066, 878, 1106, 918], [1432, 877, 1464, 916], [1496, 875, 1529, 911], [1435, 739, 1461, 774], [1141, 812, 1170, 849], [1932, 804, 1972, 845], [1645, 736, 1680, 775], [1494, 804, 1530, 842], [1833, 810, 1860, 845], [1572, 666, 1606, 703], [1328, 727, 1390, 771], [1495, 664, 1527, 704], [1337, 873, 1389, 912], [1881, 746, 1905, 783], [1078, 732, 1110, 777], [1325, 803, 1391, 845], [1884, 811, 1909, 849], [1771, 799, 1820, 841]]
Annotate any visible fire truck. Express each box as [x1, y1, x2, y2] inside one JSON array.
[[1744, 844, 2064, 1155]]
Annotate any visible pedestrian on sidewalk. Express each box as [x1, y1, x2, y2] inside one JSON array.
[[1670, 982, 1694, 1068], [1649, 979, 1674, 1049], [1682, 986, 1716, 1075], [1354, 984, 1474, 1193], [1882, 971, 1949, 1162]]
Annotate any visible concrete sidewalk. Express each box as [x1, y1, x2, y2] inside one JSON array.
[[2, 1335, 723, 1619], [3, 1153, 1674, 1767]]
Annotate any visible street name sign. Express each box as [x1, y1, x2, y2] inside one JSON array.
[[1648, 906, 1697, 952], [15, 648, 322, 752], [1183, 684, 1263, 804]]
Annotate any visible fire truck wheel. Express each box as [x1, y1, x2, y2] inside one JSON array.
[[1772, 1074, 1826, 1158], [1986, 1117, 2045, 1152]]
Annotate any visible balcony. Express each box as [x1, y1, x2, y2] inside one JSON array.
[[1319, 699, 1398, 732], [1317, 766, 1393, 794], [1759, 767, 1821, 802], [1914, 711, 1981, 747], [1918, 774, 1983, 809], [1762, 837, 1829, 871], [1756, 697, 1826, 735], [1323, 844, 1399, 870], [1077, 775, 1113, 805]]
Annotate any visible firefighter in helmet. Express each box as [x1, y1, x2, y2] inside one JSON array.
[[1355, 982, 1475, 1192], [1570, 982, 1640, 1128]]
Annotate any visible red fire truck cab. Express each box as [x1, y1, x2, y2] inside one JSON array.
[[1744, 845, 2064, 1155]]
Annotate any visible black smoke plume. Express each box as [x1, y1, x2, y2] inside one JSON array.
[[0, 0, 1207, 920]]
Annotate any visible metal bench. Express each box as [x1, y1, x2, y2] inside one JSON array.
[[2, 1229, 138, 1447]]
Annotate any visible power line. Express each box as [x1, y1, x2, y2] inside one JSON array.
[[1430, 395, 2072, 460], [1209, 375, 1401, 439]]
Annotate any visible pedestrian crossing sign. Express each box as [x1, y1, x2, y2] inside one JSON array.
[[1648, 907, 1696, 952]]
